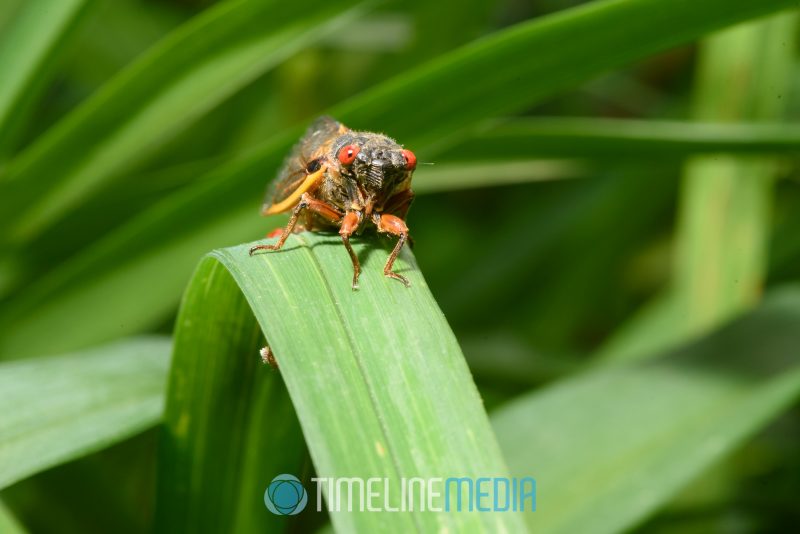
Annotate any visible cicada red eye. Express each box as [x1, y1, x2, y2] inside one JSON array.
[[338, 144, 360, 165], [402, 149, 417, 170]]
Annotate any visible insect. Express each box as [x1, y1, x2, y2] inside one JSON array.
[[249, 116, 417, 289]]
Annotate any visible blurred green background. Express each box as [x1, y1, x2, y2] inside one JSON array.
[[0, 0, 799, 532]]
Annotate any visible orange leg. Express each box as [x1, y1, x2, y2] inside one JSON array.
[[249, 193, 342, 255], [340, 211, 362, 290], [376, 213, 411, 287]]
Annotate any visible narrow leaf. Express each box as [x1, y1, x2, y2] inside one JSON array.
[[0, 337, 170, 490], [492, 287, 800, 534], [673, 13, 796, 332], [158, 234, 526, 532], [442, 118, 800, 160], [600, 12, 798, 363], [0, 500, 26, 534], [333, 0, 800, 147]]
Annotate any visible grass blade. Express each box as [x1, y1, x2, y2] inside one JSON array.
[[673, 13, 796, 331], [412, 160, 584, 193], [0, 0, 94, 159], [333, 0, 799, 148], [158, 233, 526, 532], [0, 337, 170, 490], [492, 287, 800, 534], [0, 500, 26, 534], [156, 256, 307, 533], [599, 13, 797, 362], [443, 118, 800, 160]]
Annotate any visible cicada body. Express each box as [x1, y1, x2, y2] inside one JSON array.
[[250, 116, 417, 289]]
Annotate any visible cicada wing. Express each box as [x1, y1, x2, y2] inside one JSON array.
[[262, 117, 349, 213]]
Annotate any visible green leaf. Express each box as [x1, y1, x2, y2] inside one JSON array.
[[155, 252, 307, 534], [413, 160, 584, 193], [0, 0, 369, 243], [0, 337, 170, 490], [601, 12, 798, 362], [441, 118, 800, 160], [333, 0, 800, 147], [491, 286, 800, 534], [4, 0, 797, 359], [0, 500, 26, 534], [0, 0, 95, 158], [157, 234, 526, 532], [673, 13, 796, 331]]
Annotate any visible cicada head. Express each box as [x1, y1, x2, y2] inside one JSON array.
[[331, 132, 416, 197]]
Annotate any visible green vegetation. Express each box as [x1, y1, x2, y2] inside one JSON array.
[[0, 0, 799, 532]]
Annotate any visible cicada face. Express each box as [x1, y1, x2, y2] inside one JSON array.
[[330, 132, 417, 200]]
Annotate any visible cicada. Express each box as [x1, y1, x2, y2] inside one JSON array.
[[249, 116, 417, 289]]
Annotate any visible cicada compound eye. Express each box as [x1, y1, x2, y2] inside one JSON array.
[[401, 149, 417, 170], [338, 144, 360, 165]]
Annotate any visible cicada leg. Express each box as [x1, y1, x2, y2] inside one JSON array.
[[339, 211, 362, 290], [376, 213, 411, 288], [250, 193, 366, 291], [381, 188, 416, 248], [249, 193, 342, 255]]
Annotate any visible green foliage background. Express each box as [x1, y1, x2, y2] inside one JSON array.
[[1, 0, 799, 532]]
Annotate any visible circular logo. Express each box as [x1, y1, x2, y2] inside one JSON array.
[[264, 474, 307, 515]]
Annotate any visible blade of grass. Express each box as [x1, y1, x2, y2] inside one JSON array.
[[0, 0, 369, 244], [0, 336, 170, 490], [673, 13, 796, 331], [3, 0, 797, 359], [0, 0, 95, 159], [412, 160, 584, 193], [599, 12, 797, 362], [332, 0, 800, 149], [0, 501, 26, 534], [156, 257, 308, 534], [442, 118, 800, 160], [157, 233, 526, 532], [492, 286, 800, 534]]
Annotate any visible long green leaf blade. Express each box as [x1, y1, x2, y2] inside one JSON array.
[[674, 13, 796, 331], [333, 0, 800, 147], [443, 118, 800, 160], [600, 12, 797, 362], [156, 257, 307, 533], [492, 287, 800, 534], [0, 500, 26, 534], [0, 337, 170, 490], [158, 234, 526, 532]]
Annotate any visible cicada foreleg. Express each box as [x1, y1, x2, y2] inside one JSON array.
[[249, 193, 342, 255], [339, 211, 362, 290], [375, 213, 411, 288]]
